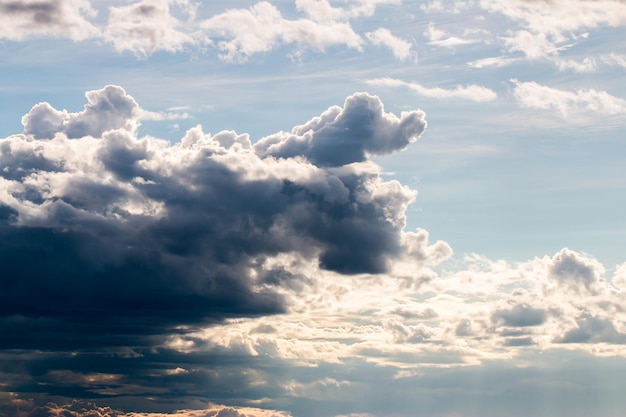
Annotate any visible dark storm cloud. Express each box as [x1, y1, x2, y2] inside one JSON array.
[[0, 85, 427, 353]]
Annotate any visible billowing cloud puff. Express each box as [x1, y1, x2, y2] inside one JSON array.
[[0, 0, 98, 40], [21, 85, 141, 139], [254, 93, 427, 166], [0, 85, 431, 351], [201, 1, 363, 62], [105, 0, 199, 56], [548, 247, 607, 295], [0, 399, 292, 417]]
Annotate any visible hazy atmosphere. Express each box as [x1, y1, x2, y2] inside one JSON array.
[[1, 1, 625, 417]]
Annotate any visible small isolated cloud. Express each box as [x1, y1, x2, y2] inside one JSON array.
[[467, 56, 518, 68], [424, 21, 477, 48], [201, 1, 362, 62], [0, 0, 99, 40], [105, 0, 200, 57], [367, 77, 497, 102], [366, 28, 414, 61], [254, 92, 427, 166], [511, 79, 626, 117]]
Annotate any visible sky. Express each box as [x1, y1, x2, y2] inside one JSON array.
[[0, 1, 625, 417]]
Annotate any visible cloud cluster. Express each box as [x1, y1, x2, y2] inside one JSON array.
[[0, 399, 291, 417], [0, 85, 433, 353], [105, 0, 199, 56], [0, 0, 98, 41], [0, 0, 414, 60]]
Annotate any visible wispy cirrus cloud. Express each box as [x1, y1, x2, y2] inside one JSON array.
[[367, 77, 497, 102], [366, 28, 414, 61]]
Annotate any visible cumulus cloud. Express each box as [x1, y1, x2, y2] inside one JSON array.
[[365, 28, 414, 61], [557, 314, 626, 344], [548, 248, 607, 295], [0, 0, 98, 40], [0, 86, 434, 353], [201, 2, 362, 62], [492, 303, 547, 327], [295, 0, 402, 21], [254, 92, 426, 166], [367, 77, 497, 102], [22, 85, 141, 139], [511, 79, 626, 117], [105, 0, 200, 56]]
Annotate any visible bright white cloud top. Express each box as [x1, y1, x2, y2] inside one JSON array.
[[0, 1, 625, 417]]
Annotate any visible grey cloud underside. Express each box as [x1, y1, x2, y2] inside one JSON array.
[[0, 85, 426, 350], [254, 93, 426, 167], [1, 1, 59, 24]]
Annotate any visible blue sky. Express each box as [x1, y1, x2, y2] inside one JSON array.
[[0, 1, 625, 417]]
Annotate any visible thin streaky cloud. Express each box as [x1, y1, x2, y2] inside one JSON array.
[[511, 78, 626, 117], [367, 77, 497, 102]]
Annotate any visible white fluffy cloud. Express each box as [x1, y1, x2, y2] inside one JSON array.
[[105, 0, 200, 56], [201, 2, 363, 62], [366, 28, 414, 61], [0, 0, 98, 40], [295, 0, 402, 21], [511, 78, 626, 117]]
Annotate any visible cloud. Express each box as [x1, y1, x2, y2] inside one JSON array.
[[254, 92, 427, 167], [0, 86, 433, 354], [104, 0, 200, 57], [467, 56, 518, 68], [492, 303, 547, 327], [22, 85, 141, 139], [367, 77, 497, 102], [365, 28, 414, 61], [511, 79, 626, 117], [295, 0, 402, 21], [0, 0, 98, 40], [423, 22, 478, 48], [201, 2, 362, 62], [557, 314, 626, 344], [482, 0, 626, 68], [548, 247, 607, 295], [0, 400, 292, 417]]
